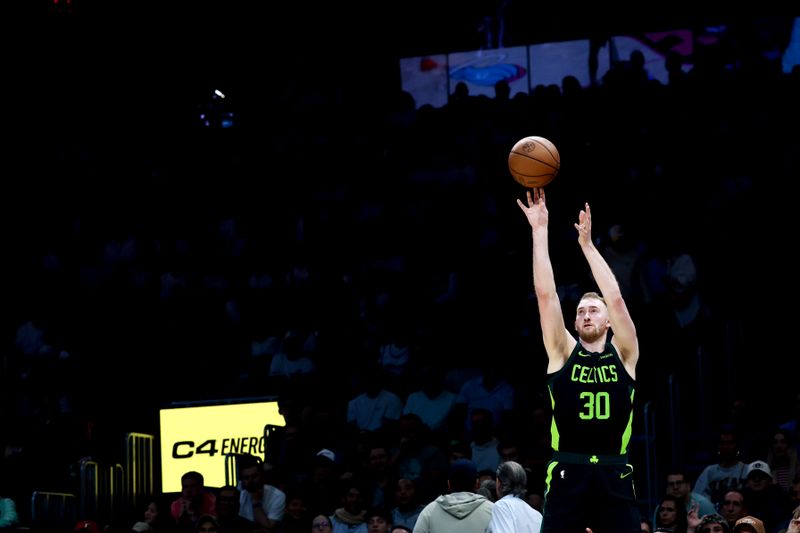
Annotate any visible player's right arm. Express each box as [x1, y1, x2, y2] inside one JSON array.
[[517, 189, 574, 372]]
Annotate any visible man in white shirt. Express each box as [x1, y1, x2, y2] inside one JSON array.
[[347, 367, 403, 433], [237, 454, 285, 532], [487, 461, 542, 533]]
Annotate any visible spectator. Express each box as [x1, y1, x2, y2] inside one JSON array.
[[697, 513, 729, 533], [654, 495, 688, 533], [365, 507, 392, 533], [0, 493, 20, 531], [347, 366, 403, 433], [402, 365, 456, 433], [237, 455, 285, 532], [660, 470, 716, 522], [695, 431, 748, 506], [779, 504, 800, 533], [720, 490, 748, 531], [390, 479, 423, 531], [486, 461, 542, 533], [741, 460, 792, 533], [131, 497, 175, 532], [196, 515, 219, 533], [170, 471, 216, 532], [215, 485, 255, 533], [330, 480, 368, 533], [452, 365, 514, 435], [732, 516, 765, 533], [311, 514, 333, 533], [282, 489, 310, 533], [468, 409, 501, 474], [269, 329, 315, 379], [413, 459, 493, 533], [768, 430, 798, 493]]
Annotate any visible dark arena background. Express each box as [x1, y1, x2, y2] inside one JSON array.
[[2, 5, 798, 532]]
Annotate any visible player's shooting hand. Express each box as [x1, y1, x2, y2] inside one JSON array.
[[517, 188, 548, 229]]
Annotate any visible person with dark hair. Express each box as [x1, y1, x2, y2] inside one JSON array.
[[697, 513, 729, 533], [654, 495, 687, 533], [237, 455, 285, 532], [658, 470, 715, 524], [518, 188, 640, 532], [329, 479, 368, 533], [768, 429, 797, 492], [694, 431, 748, 507], [390, 478, 423, 531], [215, 485, 255, 533], [720, 490, 747, 530], [365, 507, 391, 533], [195, 515, 219, 533], [486, 461, 542, 532], [170, 471, 216, 532], [413, 459, 492, 533], [131, 496, 176, 532]]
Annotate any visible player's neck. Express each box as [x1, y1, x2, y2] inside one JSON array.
[[579, 337, 606, 353]]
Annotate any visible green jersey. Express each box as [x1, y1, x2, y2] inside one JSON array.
[[546, 341, 635, 456]]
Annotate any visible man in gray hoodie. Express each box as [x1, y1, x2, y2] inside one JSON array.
[[413, 459, 493, 533]]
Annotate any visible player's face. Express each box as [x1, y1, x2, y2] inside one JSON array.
[[575, 298, 609, 342]]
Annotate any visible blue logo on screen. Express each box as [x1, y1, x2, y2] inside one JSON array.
[[449, 63, 526, 86]]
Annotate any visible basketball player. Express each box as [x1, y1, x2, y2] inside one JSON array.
[[517, 188, 640, 533]]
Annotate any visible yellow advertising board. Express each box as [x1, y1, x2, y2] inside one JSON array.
[[159, 401, 284, 492]]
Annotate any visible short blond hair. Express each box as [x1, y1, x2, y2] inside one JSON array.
[[579, 292, 606, 305]]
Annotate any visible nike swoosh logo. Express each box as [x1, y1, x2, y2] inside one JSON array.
[[578, 350, 591, 357], [620, 471, 632, 479]]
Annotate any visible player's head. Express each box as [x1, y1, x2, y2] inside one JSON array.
[[574, 292, 610, 343]]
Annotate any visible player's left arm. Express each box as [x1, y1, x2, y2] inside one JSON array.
[[575, 203, 639, 375]]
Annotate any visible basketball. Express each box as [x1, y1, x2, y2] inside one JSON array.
[[508, 136, 560, 188]]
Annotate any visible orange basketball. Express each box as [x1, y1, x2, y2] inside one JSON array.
[[508, 136, 560, 188]]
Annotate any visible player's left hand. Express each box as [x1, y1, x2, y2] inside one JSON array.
[[574, 202, 592, 246]]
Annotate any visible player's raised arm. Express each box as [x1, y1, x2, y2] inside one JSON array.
[[574, 202, 638, 374], [517, 188, 574, 371]]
